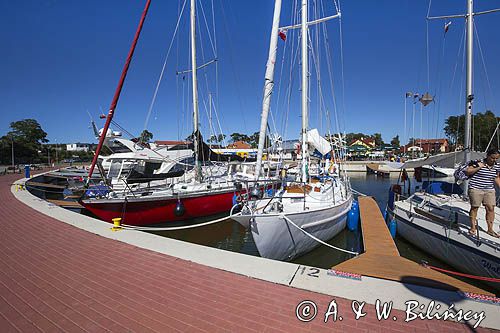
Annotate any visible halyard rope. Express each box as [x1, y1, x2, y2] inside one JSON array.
[[120, 211, 241, 231], [280, 214, 359, 256]]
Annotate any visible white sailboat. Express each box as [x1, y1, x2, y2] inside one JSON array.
[[390, 0, 500, 293], [232, 0, 352, 261]]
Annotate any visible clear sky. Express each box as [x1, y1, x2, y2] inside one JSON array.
[[1, 0, 499, 145]]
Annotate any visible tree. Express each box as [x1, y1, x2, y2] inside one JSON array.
[[229, 132, 250, 143], [372, 133, 384, 147], [390, 135, 400, 148], [0, 119, 48, 164], [139, 130, 153, 143], [345, 132, 368, 145], [444, 110, 499, 151], [216, 134, 226, 144]]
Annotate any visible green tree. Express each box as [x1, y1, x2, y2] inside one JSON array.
[[444, 110, 499, 151], [229, 132, 250, 143], [372, 133, 384, 147], [0, 119, 48, 164], [216, 134, 226, 143], [345, 132, 369, 145], [390, 135, 400, 148], [139, 129, 153, 143]]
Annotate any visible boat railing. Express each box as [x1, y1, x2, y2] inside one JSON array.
[[235, 175, 350, 208]]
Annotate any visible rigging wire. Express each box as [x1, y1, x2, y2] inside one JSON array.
[[474, 20, 496, 116], [143, 0, 188, 133], [217, 0, 249, 134]]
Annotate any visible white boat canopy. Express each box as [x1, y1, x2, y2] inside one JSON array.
[[388, 151, 486, 169], [306, 128, 331, 155]]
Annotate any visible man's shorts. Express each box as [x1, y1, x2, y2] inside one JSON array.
[[468, 188, 496, 207]]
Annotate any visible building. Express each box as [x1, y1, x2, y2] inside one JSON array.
[[154, 140, 190, 149], [348, 137, 376, 149], [402, 139, 449, 154], [227, 141, 251, 149], [66, 143, 91, 152]]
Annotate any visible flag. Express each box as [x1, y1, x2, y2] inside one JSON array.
[[444, 21, 451, 33], [278, 30, 287, 41]]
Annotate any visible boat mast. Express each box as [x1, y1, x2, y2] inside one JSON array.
[[255, 0, 282, 180], [87, 0, 151, 182], [301, 0, 309, 184], [464, 0, 474, 163], [191, 0, 202, 182]]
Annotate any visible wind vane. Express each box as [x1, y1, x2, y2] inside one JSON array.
[[419, 92, 434, 106]]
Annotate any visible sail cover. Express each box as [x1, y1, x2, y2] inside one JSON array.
[[306, 129, 331, 155], [394, 151, 485, 169]]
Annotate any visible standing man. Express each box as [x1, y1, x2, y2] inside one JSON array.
[[466, 148, 500, 237]]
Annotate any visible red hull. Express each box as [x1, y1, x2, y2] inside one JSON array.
[[82, 190, 237, 226]]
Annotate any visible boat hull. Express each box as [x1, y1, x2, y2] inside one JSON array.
[[82, 190, 237, 226], [234, 197, 351, 261], [393, 203, 500, 292]]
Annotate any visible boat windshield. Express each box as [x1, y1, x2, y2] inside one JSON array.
[[107, 140, 133, 154]]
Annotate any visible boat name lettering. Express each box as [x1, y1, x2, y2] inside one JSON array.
[[481, 259, 500, 274]]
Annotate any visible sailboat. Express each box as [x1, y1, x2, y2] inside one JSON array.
[[231, 0, 352, 261], [389, 0, 500, 292], [80, 0, 273, 226]]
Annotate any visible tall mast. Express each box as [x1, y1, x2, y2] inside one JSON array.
[[464, 0, 474, 161], [301, 0, 309, 183], [255, 0, 282, 180], [87, 0, 151, 181], [191, 0, 202, 182]]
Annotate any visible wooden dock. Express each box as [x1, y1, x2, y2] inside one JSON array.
[[46, 199, 84, 209], [25, 181, 66, 189], [334, 196, 493, 296]]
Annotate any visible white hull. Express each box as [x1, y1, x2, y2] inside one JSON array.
[[233, 180, 352, 261], [393, 194, 500, 292]]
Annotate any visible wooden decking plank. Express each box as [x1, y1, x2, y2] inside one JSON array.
[[25, 181, 66, 189], [46, 199, 83, 209]]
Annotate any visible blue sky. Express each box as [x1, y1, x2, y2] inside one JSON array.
[[1, 0, 499, 145]]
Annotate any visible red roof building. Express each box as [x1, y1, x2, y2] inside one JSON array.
[[154, 140, 189, 147], [349, 137, 376, 149], [402, 139, 449, 154], [227, 141, 251, 149]]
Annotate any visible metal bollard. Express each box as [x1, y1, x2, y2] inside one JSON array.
[[111, 217, 122, 231]]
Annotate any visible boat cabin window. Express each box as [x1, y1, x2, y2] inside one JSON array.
[[107, 140, 133, 154], [107, 160, 123, 179], [169, 157, 195, 173], [168, 144, 192, 151], [144, 162, 162, 174]]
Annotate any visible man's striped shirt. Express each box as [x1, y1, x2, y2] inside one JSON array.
[[469, 161, 500, 190]]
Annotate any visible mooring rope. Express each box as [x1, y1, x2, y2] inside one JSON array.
[[120, 212, 241, 231], [351, 188, 367, 197], [421, 261, 500, 283], [280, 214, 359, 256]]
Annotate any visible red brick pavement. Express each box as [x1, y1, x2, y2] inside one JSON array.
[[0, 173, 497, 332]]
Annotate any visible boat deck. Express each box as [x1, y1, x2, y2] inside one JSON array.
[[334, 196, 493, 295], [46, 199, 84, 209]]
